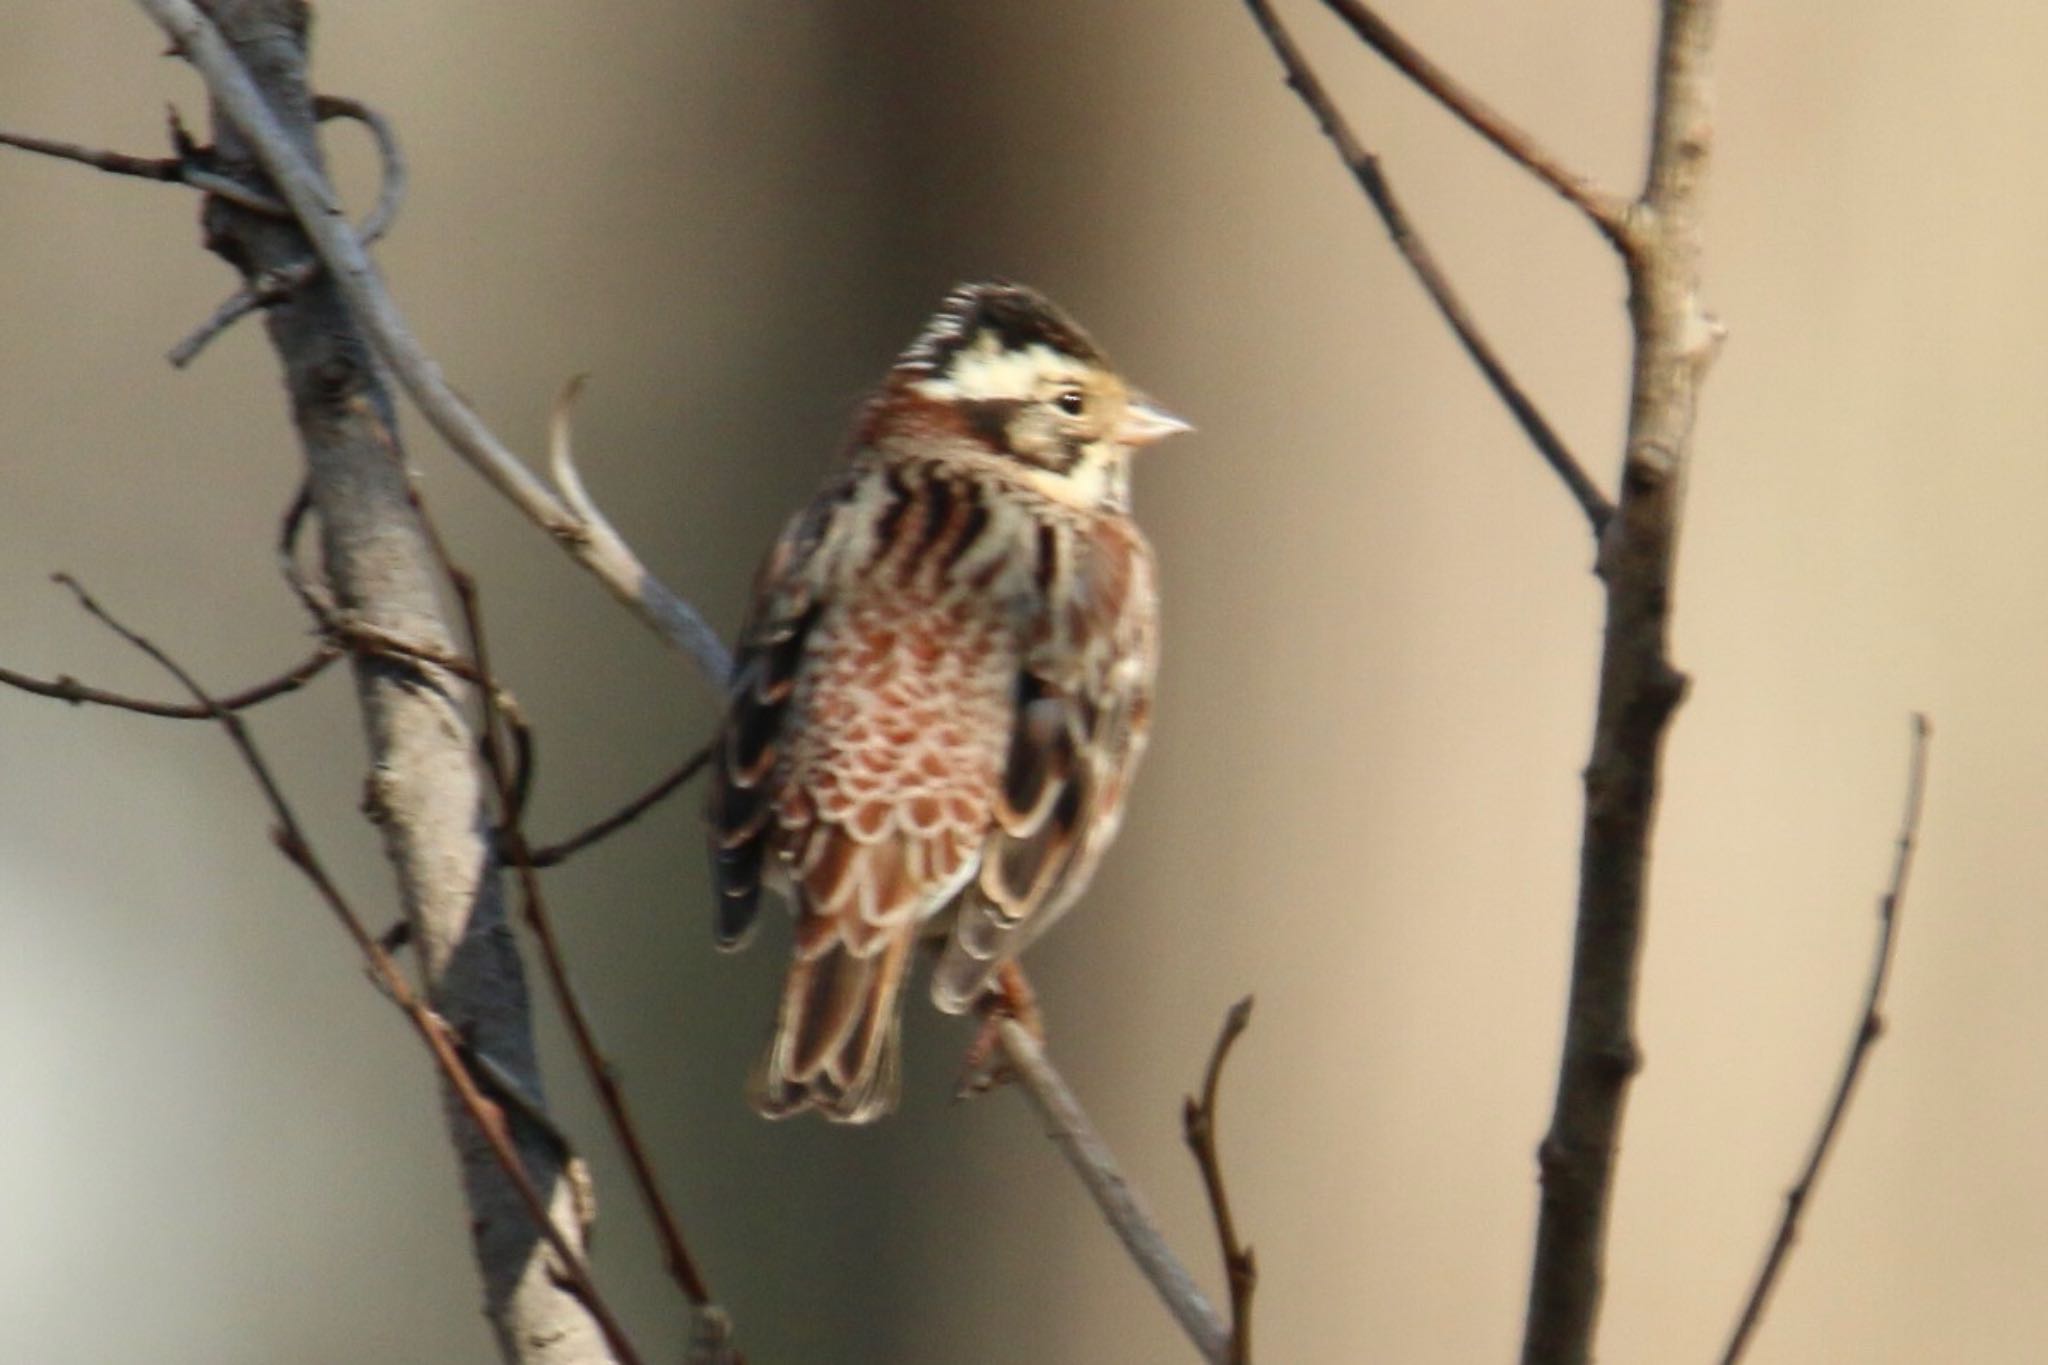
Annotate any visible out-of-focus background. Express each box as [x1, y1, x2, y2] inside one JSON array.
[[3, 3, 2043, 1362]]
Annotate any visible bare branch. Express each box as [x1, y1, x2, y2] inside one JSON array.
[[997, 1018, 1231, 1364], [414, 490, 735, 1348], [0, 641, 339, 717], [1241, 0, 1615, 535], [1719, 715, 1931, 1365], [524, 744, 712, 869], [1183, 997, 1257, 1365], [1520, 4, 1723, 1363], [170, 5, 619, 1355], [547, 375, 734, 683], [0, 122, 289, 216], [168, 93, 407, 368], [49, 574, 644, 1365], [133, 0, 733, 687], [1318, 0, 1629, 237], [398, 483, 736, 1359]]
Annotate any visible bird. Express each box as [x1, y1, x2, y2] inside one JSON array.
[[706, 281, 1188, 1123]]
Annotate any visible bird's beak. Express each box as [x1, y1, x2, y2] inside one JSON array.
[[1116, 395, 1193, 448]]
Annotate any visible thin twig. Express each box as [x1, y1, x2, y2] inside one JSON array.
[[524, 744, 712, 868], [997, 1018, 1231, 1364], [0, 642, 340, 717], [1241, 0, 1614, 535], [1719, 715, 1931, 1365], [49, 573, 645, 1365], [135, 0, 733, 686], [1318, 0, 1629, 238], [1183, 997, 1257, 1365], [313, 95, 407, 246], [411, 491, 736, 1356], [0, 123, 290, 216], [167, 93, 407, 368]]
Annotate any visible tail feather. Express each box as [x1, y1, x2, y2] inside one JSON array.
[[750, 929, 914, 1124]]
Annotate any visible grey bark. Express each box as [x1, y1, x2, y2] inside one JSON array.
[[197, 3, 610, 1360], [1521, 3, 1723, 1362]]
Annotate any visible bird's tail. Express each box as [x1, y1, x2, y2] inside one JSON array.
[[749, 926, 915, 1124]]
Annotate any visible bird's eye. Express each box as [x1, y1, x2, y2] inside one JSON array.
[[1053, 389, 1086, 417]]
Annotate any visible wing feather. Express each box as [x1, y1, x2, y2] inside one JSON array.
[[708, 475, 855, 948], [931, 519, 1156, 1014]]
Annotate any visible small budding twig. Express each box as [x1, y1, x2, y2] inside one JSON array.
[[0, 642, 340, 718], [1184, 997, 1257, 1365], [0, 100, 408, 367], [1718, 715, 1932, 1365]]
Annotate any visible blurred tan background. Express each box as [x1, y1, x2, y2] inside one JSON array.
[[3, 3, 2044, 1361]]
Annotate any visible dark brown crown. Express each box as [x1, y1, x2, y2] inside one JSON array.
[[894, 281, 1107, 377]]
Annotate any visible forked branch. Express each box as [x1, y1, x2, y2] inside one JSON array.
[[1240, 2, 1724, 1362], [1522, 3, 1721, 1363], [132, 0, 733, 688], [1719, 716, 1931, 1365], [1318, 0, 1629, 238], [1242, 0, 1614, 534]]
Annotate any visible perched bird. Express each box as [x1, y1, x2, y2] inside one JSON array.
[[708, 281, 1188, 1122]]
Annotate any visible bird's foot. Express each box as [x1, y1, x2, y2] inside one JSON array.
[[955, 960, 1043, 1103]]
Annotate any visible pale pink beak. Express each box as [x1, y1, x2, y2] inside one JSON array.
[[1117, 396, 1193, 448]]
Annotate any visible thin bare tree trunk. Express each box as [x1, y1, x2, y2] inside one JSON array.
[[197, 3, 609, 1360], [1522, 4, 1721, 1362]]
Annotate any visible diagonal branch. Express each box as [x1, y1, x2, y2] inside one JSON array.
[[1719, 715, 1932, 1365], [132, 0, 733, 689], [1242, 0, 1615, 535], [998, 1019, 1232, 1364], [524, 743, 712, 868], [1318, 0, 1630, 238]]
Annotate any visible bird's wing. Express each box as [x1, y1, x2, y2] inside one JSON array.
[[930, 517, 1157, 1013], [707, 471, 856, 947]]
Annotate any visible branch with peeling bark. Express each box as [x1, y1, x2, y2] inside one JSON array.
[[409, 488, 732, 1346]]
